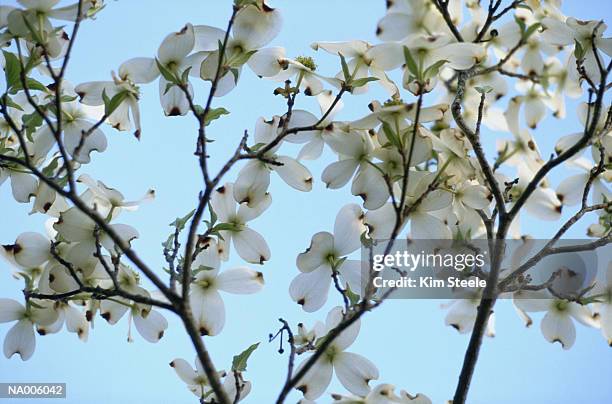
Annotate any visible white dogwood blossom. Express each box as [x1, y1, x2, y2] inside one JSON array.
[[1, 1, 611, 402], [296, 307, 379, 400]]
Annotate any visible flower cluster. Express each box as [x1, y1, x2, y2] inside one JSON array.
[[0, 0, 610, 403]]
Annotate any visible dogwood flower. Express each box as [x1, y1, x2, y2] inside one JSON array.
[[75, 52, 163, 137], [35, 301, 89, 341], [0, 155, 38, 203], [296, 307, 379, 399], [513, 289, 599, 349], [32, 99, 107, 164], [290, 204, 365, 312], [53, 205, 139, 264], [296, 91, 344, 161], [376, 0, 456, 41], [556, 157, 611, 206], [2, 232, 51, 269], [233, 116, 313, 206], [77, 174, 155, 219], [98, 264, 168, 343], [199, 1, 282, 96], [541, 17, 612, 82], [443, 294, 496, 337], [591, 262, 612, 346], [211, 182, 271, 264], [189, 238, 264, 336], [321, 129, 390, 210], [310, 40, 398, 95], [331, 384, 432, 404], [170, 356, 251, 401], [0, 298, 58, 360]]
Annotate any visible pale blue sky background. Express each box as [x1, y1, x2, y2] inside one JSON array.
[[1, 0, 611, 403]]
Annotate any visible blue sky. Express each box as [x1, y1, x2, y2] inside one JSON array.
[[1, 0, 611, 403]]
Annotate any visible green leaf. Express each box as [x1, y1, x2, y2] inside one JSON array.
[[155, 58, 177, 83], [339, 52, 350, 82], [523, 22, 541, 40], [42, 155, 62, 176], [351, 77, 379, 88], [1, 94, 24, 111], [381, 120, 402, 150], [180, 66, 193, 84], [232, 342, 259, 372], [9, 77, 47, 94], [163, 82, 174, 95], [423, 60, 448, 79], [474, 86, 493, 94], [2, 51, 21, 90], [211, 222, 242, 232], [204, 107, 230, 126], [230, 67, 240, 84], [574, 39, 585, 60], [171, 209, 196, 231], [229, 50, 258, 68], [516, 3, 533, 12], [208, 203, 217, 227], [403, 46, 419, 78], [514, 16, 526, 35], [103, 90, 128, 116], [345, 284, 360, 305]]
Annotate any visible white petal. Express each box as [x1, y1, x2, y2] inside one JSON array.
[[333, 204, 365, 256], [334, 352, 379, 397], [3, 319, 35, 360], [158, 23, 195, 65], [193, 25, 226, 51], [556, 173, 588, 206], [364, 203, 397, 240], [169, 358, 198, 385], [0, 299, 25, 323], [367, 42, 404, 70], [541, 311, 575, 349], [432, 43, 485, 70], [134, 310, 168, 342], [295, 357, 333, 400], [410, 212, 451, 239], [64, 304, 88, 341], [524, 98, 546, 129], [75, 81, 116, 106], [232, 227, 270, 264], [234, 161, 271, 206], [12, 232, 51, 267], [247, 46, 286, 77], [296, 232, 334, 273], [322, 159, 359, 189], [118, 57, 159, 83], [191, 289, 225, 336], [100, 299, 130, 325], [216, 267, 264, 294], [524, 187, 562, 221], [444, 300, 477, 334], [274, 156, 313, 191], [211, 183, 237, 222], [289, 266, 331, 312], [159, 78, 192, 116], [298, 137, 325, 161], [351, 165, 389, 210], [64, 120, 107, 163], [10, 171, 37, 203], [54, 207, 94, 241], [327, 307, 360, 350], [460, 184, 491, 210], [232, 4, 282, 50]]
